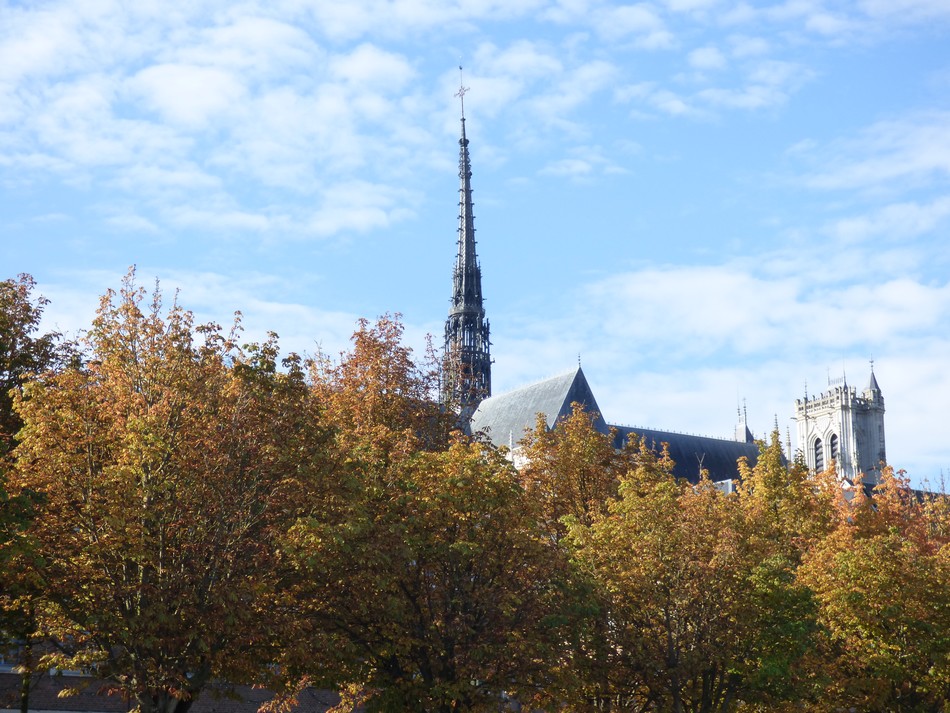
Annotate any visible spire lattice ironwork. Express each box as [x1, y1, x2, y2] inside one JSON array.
[[443, 67, 491, 415]]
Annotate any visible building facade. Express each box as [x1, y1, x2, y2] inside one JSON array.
[[794, 369, 886, 483]]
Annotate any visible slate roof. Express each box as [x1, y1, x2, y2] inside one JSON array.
[[611, 425, 759, 484], [468, 367, 759, 483], [468, 367, 607, 449]]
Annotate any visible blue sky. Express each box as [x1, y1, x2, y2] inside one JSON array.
[[2, 0, 949, 482]]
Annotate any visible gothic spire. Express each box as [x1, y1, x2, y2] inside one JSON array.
[[453, 73, 480, 313], [443, 67, 491, 415]]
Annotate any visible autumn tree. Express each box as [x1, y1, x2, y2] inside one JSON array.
[[0, 274, 62, 456], [731, 432, 840, 708], [561, 430, 839, 712], [518, 403, 624, 541], [0, 274, 67, 713], [799, 467, 950, 711], [505, 404, 629, 710], [270, 318, 565, 711], [310, 315, 454, 471], [284, 439, 562, 712], [737, 430, 837, 554], [8, 271, 322, 713]]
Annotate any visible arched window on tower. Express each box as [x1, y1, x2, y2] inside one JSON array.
[[814, 438, 824, 471], [830, 433, 839, 463]]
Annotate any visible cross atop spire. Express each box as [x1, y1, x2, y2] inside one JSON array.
[[455, 65, 469, 120]]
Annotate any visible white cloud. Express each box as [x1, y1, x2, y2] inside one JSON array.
[[577, 260, 950, 364], [805, 11, 854, 36], [649, 89, 696, 115], [614, 81, 655, 103], [825, 196, 950, 244], [763, 1, 829, 24], [859, 0, 950, 22], [475, 40, 563, 80], [697, 59, 811, 110], [617, 81, 700, 117], [527, 60, 618, 121], [129, 64, 247, 129], [541, 0, 596, 23], [666, 0, 722, 11], [541, 158, 594, 177], [105, 213, 161, 234], [539, 145, 624, 179], [592, 3, 676, 48], [112, 164, 222, 195], [298, 0, 547, 42], [720, 3, 757, 25], [174, 16, 319, 78], [18, 77, 194, 177], [307, 180, 417, 237], [688, 46, 727, 70], [698, 84, 784, 109], [170, 206, 273, 232], [728, 34, 770, 57], [803, 112, 950, 190], [329, 43, 415, 90], [748, 59, 804, 86], [0, 5, 83, 84]]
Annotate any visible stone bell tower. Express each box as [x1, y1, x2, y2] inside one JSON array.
[[794, 364, 886, 484]]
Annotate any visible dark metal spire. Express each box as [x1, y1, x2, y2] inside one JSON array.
[[443, 67, 491, 415]]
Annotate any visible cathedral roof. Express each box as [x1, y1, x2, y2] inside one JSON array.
[[468, 367, 607, 448], [610, 425, 760, 484], [469, 367, 759, 483]]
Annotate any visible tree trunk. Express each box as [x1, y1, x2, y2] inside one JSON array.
[[18, 635, 32, 713], [136, 688, 198, 713]]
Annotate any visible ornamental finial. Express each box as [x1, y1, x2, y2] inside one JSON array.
[[455, 65, 469, 119]]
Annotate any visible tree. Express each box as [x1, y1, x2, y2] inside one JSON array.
[[271, 317, 565, 711], [284, 439, 562, 712], [566, 434, 827, 712], [511, 404, 630, 711], [0, 274, 61, 456], [8, 271, 321, 713], [799, 467, 950, 712], [518, 403, 624, 541], [309, 315, 453, 473], [734, 432, 838, 708], [0, 274, 64, 713]]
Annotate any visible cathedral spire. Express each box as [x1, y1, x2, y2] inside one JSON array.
[[443, 68, 491, 415]]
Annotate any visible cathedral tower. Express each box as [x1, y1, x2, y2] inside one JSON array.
[[442, 72, 491, 416], [794, 365, 886, 483]]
